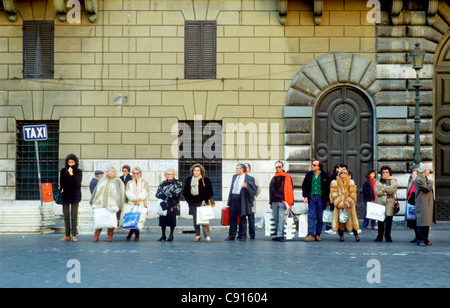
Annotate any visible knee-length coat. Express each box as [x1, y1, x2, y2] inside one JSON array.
[[414, 173, 435, 227], [329, 177, 359, 232]]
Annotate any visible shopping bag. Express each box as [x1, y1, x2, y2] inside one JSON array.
[[156, 199, 167, 216], [292, 202, 308, 214], [196, 206, 210, 225], [366, 202, 385, 222], [263, 212, 276, 236], [120, 204, 148, 230], [297, 214, 308, 237], [322, 208, 333, 223], [94, 207, 117, 229], [339, 209, 349, 223], [122, 207, 141, 229], [198, 205, 214, 220], [284, 212, 296, 240], [405, 202, 416, 221]]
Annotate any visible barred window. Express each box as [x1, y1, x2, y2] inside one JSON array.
[[178, 120, 222, 200], [16, 121, 59, 200]]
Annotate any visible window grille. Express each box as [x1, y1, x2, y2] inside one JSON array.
[[178, 120, 222, 201], [16, 121, 59, 200]]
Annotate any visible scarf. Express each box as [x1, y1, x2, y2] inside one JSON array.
[[190, 175, 202, 196], [274, 171, 294, 208], [369, 177, 377, 199]]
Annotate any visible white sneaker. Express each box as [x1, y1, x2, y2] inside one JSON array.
[[325, 229, 336, 235]]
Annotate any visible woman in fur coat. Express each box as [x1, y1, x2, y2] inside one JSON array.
[[90, 167, 125, 242], [121, 167, 149, 241], [329, 167, 360, 242]]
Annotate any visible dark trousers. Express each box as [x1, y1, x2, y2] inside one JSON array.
[[229, 194, 241, 238], [417, 226, 430, 244], [62, 203, 79, 236], [239, 213, 255, 238], [377, 215, 393, 240]]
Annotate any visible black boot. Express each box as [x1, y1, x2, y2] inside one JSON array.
[[158, 227, 166, 241], [167, 227, 174, 241]]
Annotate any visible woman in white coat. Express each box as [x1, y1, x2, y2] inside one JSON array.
[[90, 167, 124, 242], [121, 167, 149, 241]]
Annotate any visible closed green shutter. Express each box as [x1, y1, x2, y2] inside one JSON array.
[[23, 21, 54, 79], [185, 21, 216, 79]]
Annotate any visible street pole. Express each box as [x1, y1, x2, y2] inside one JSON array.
[[35, 140, 44, 207], [412, 72, 422, 169]]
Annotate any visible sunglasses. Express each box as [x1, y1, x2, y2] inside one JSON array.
[[275, 166, 283, 169], [133, 172, 140, 175]]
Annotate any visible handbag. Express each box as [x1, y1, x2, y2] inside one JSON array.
[[198, 204, 214, 220], [366, 202, 386, 222], [284, 210, 296, 240], [54, 188, 63, 205], [122, 206, 141, 229], [94, 207, 117, 229]]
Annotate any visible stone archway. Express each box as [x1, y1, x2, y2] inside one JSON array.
[[434, 31, 450, 220], [284, 53, 378, 166]]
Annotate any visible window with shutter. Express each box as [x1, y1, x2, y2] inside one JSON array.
[[23, 21, 54, 79], [185, 21, 216, 79]]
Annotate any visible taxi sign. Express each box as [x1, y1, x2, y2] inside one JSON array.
[[23, 124, 48, 141]]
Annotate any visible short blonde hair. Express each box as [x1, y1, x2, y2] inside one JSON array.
[[165, 168, 176, 177]]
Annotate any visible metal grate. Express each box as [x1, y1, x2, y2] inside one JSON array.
[[178, 120, 222, 201], [16, 121, 59, 200]]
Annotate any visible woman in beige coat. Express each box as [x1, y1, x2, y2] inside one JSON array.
[[121, 167, 149, 241], [90, 167, 125, 242], [329, 167, 360, 242], [374, 166, 398, 242]]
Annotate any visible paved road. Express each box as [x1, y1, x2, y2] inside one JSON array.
[[1, 221, 449, 289]]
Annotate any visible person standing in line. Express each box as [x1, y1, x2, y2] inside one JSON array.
[[374, 166, 398, 242], [406, 168, 419, 242], [89, 170, 104, 194], [59, 154, 83, 242], [415, 164, 435, 246], [329, 167, 360, 242], [90, 167, 124, 242], [362, 169, 377, 229], [269, 161, 294, 242], [225, 164, 258, 241], [155, 168, 183, 242], [183, 164, 214, 243], [302, 160, 330, 242], [244, 163, 260, 239], [118, 165, 133, 224], [123, 167, 149, 242], [325, 163, 342, 235]]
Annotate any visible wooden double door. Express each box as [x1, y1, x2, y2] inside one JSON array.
[[315, 86, 374, 204]]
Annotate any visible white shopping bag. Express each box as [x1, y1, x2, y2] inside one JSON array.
[[156, 199, 167, 216], [262, 212, 276, 236], [94, 207, 117, 229], [196, 206, 210, 225], [366, 202, 385, 222], [322, 208, 332, 223], [198, 205, 214, 220], [297, 214, 308, 238], [292, 202, 308, 214], [284, 217, 296, 240]]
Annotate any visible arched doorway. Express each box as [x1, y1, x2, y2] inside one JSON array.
[[315, 86, 374, 204], [434, 31, 450, 221]]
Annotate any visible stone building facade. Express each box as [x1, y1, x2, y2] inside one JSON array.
[[0, 0, 448, 220]]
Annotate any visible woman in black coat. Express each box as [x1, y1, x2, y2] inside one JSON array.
[[59, 154, 82, 242], [362, 169, 377, 229], [183, 163, 214, 242]]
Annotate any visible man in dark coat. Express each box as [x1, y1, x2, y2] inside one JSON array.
[[225, 163, 258, 241], [89, 170, 104, 194]]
